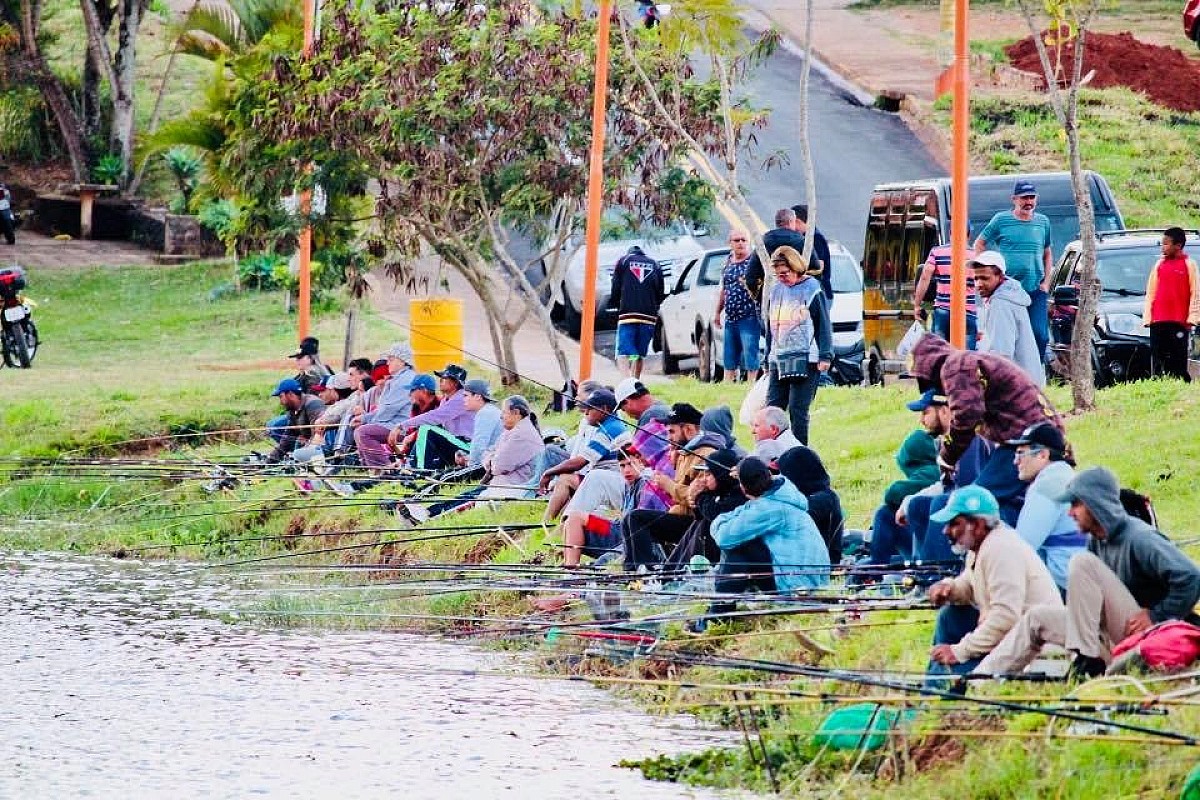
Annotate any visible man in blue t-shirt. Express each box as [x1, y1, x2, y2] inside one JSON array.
[[974, 180, 1053, 363]]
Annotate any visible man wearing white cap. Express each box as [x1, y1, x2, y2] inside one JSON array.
[[353, 343, 416, 471], [972, 250, 1045, 386]]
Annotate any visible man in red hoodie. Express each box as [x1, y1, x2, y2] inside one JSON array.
[[1143, 227, 1200, 382]]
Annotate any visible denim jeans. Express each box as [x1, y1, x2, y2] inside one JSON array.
[[870, 505, 913, 564], [931, 308, 978, 350], [766, 365, 821, 445], [1027, 288, 1049, 361], [909, 494, 961, 564], [973, 445, 1026, 525], [722, 315, 762, 372], [925, 605, 983, 687], [266, 414, 288, 444]]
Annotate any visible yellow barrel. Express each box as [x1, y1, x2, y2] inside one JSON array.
[[409, 298, 464, 373]]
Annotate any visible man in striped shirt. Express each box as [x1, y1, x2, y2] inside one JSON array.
[[914, 243, 979, 348]]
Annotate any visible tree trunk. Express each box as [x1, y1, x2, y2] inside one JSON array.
[[81, 0, 117, 146], [20, 0, 88, 180], [797, 0, 817, 265], [108, 0, 145, 187]]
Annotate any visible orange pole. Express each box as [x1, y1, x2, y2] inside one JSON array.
[[297, 0, 316, 340], [948, 0, 969, 349], [578, 0, 613, 382]]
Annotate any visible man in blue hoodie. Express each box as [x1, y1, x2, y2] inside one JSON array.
[[978, 466, 1200, 680], [972, 250, 1045, 386]]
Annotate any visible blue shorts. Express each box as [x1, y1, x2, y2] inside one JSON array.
[[722, 315, 762, 371], [616, 321, 655, 358]]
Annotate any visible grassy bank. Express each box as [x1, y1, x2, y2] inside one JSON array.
[[5, 264, 1200, 798]]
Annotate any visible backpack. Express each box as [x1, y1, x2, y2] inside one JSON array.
[[547, 379, 578, 414], [1119, 488, 1156, 527], [1111, 620, 1200, 672]]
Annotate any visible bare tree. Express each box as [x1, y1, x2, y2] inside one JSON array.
[[1012, 0, 1103, 410]]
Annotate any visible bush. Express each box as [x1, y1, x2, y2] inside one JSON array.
[[0, 87, 59, 163], [91, 154, 125, 185], [236, 252, 288, 290]]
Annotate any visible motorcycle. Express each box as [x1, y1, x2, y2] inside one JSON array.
[[636, 0, 670, 28], [0, 265, 39, 368]]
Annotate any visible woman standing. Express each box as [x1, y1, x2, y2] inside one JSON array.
[[764, 246, 832, 445], [713, 230, 764, 382]]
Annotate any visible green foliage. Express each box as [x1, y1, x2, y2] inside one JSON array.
[[196, 197, 239, 248], [236, 251, 287, 290], [91, 154, 125, 185], [0, 87, 59, 163], [162, 145, 203, 211]]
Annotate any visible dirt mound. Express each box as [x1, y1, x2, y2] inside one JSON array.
[[1006, 30, 1200, 112]]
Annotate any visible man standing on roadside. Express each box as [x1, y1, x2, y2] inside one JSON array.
[[971, 250, 1045, 385], [792, 204, 833, 300], [1143, 227, 1200, 382], [610, 244, 665, 380], [975, 180, 1053, 362]]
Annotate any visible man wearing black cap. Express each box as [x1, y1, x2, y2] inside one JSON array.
[[396, 363, 477, 470], [621, 402, 724, 569], [288, 336, 333, 393], [1008, 422, 1086, 593], [974, 180, 1054, 361]]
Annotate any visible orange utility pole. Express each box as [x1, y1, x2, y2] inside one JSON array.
[[948, 0, 969, 349], [297, 0, 316, 340], [578, 0, 613, 382]]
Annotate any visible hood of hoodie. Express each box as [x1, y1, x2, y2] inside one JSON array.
[[896, 430, 939, 479], [700, 406, 738, 451], [776, 445, 832, 495], [684, 430, 727, 453], [761, 476, 810, 511], [1064, 466, 1127, 537], [911, 334, 952, 389], [988, 277, 1031, 309]]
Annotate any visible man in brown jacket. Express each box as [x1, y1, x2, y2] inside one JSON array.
[[911, 334, 1064, 525], [623, 403, 723, 569], [924, 485, 1062, 691]]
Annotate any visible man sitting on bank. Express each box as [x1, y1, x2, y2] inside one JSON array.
[[976, 467, 1200, 680], [394, 364, 477, 470], [924, 485, 1062, 688], [749, 406, 802, 463]]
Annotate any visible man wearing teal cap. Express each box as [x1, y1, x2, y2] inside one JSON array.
[[924, 485, 1061, 689]]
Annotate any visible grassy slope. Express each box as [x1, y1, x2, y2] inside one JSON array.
[[4, 264, 1200, 797]]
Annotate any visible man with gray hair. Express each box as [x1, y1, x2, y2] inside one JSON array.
[[750, 406, 801, 462], [924, 485, 1061, 689], [353, 343, 416, 471]]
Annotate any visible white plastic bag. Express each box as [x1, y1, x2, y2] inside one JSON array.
[[738, 372, 771, 426], [895, 320, 927, 360]]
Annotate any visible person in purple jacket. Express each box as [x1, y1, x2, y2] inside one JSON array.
[[396, 363, 477, 470]]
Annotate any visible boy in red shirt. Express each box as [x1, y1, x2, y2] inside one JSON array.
[[1143, 227, 1200, 382]]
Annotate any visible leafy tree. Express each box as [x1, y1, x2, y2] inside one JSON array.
[[1011, 0, 1102, 410], [221, 0, 730, 382]]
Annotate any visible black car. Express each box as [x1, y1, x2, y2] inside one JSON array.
[[1048, 229, 1198, 386]]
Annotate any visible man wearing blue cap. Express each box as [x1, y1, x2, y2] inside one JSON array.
[[974, 180, 1054, 362], [266, 377, 326, 464], [924, 485, 1061, 688]]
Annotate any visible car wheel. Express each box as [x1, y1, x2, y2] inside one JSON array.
[[866, 347, 885, 386], [1091, 347, 1114, 389], [696, 326, 716, 383], [660, 327, 681, 375], [561, 284, 582, 338]]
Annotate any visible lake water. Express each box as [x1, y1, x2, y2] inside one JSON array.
[[0, 551, 738, 799]]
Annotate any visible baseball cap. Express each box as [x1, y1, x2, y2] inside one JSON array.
[[288, 336, 320, 359], [694, 448, 740, 478], [462, 378, 493, 401], [434, 363, 468, 385], [929, 485, 1001, 523], [384, 343, 413, 364], [271, 377, 304, 396], [1006, 421, 1067, 453], [665, 402, 704, 426], [327, 371, 352, 391], [615, 377, 649, 407], [968, 250, 1007, 274], [371, 364, 390, 383], [583, 388, 618, 411], [1013, 180, 1038, 197], [406, 373, 436, 393], [906, 389, 949, 412]]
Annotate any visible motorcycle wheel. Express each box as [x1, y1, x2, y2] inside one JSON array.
[[1, 326, 14, 368], [11, 318, 33, 368], [19, 318, 37, 367]]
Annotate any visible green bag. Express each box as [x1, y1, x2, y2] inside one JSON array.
[[813, 703, 915, 751]]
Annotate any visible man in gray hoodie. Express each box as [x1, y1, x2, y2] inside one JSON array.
[[977, 466, 1200, 680], [972, 250, 1045, 386]]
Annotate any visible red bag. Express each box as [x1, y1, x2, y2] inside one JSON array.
[[1111, 620, 1200, 672]]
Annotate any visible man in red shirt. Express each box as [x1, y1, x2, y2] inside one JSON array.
[[1143, 227, 1200, 382]]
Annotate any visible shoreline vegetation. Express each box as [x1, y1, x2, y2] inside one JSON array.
[[4, 263, 1200, 797]]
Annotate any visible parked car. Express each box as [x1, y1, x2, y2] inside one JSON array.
[[1186, 0, 1200, 45], [545, 213, 707, 337], [1048, 229, 1199, 386], [861, 170, 1125, 381], [655, 242, 865, 382]]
